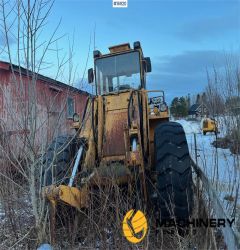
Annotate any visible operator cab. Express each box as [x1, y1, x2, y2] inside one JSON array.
[[88, 41, 151, 95]]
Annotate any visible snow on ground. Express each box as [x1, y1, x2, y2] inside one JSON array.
[[175, 118, 240, 217], [174, 119, 201, 134]]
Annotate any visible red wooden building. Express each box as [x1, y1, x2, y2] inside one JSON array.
[[0, 60, 89, 154]]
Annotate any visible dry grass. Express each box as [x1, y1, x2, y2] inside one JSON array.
[[0, 159, 225, 249]]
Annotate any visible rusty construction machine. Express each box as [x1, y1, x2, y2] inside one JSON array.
[[43, 41, 193, 240]]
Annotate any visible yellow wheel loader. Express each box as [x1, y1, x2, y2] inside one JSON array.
[[42, 42, 193, 242], [202, 117, 218, 135]]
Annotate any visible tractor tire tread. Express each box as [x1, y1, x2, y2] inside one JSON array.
[[154, 122, 193, 220]]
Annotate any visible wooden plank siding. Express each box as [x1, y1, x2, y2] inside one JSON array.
[[0, 61, 89, 156]]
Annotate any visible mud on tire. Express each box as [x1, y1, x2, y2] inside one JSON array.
[[154, 122, 193, 221]]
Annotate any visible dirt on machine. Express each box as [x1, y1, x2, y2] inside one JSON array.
[[42, 41, 194, 243]]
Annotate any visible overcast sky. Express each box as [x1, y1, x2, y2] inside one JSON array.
[[1, 0, 240, 102]]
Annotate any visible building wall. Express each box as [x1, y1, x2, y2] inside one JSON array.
[[0, 63, 89, 156]]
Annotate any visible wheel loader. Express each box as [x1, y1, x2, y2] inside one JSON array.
[[202, 117, 218, 135], [42, 41, 193, 242]]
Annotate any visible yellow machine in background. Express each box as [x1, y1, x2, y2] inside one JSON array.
[[42, 42, 193, 242], [202, 117, 218, 135]]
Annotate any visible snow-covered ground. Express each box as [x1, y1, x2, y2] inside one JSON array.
[[175, 119, 240, 218]]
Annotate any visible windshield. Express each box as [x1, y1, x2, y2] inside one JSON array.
[[95, 51, 141, 95]]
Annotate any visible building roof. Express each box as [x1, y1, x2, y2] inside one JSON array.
[[188, 103, 207, 115], [189, 104, 201, 113], [0, 60, 90, 96], [188, 103, 206, 115]]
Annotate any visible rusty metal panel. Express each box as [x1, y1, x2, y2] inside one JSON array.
[[103, 110, 128, 157], [108, 43, 130, 53], [105, 92, 130, 111], [102, 92, 131, 158]]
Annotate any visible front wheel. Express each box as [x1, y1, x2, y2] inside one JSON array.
[[41, 135, 85, 239], [42, 135, 82, 186], [154, 122, 193, 221]]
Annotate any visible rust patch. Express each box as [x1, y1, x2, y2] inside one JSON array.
[[102, 92, 131, 158], [103, 110, 128, 157]]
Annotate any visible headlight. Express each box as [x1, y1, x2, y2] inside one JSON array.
[[151, 96, 163, 104], [73, 113, 80, 122], [160, 103, 167, 112]]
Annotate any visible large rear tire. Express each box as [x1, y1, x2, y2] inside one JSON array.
[[154, 122, 193, 221], [42, 135, 81, 186]]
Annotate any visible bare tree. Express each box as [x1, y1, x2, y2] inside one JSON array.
[[204, 53, 240, 237], [0, 0, 81, 247]]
